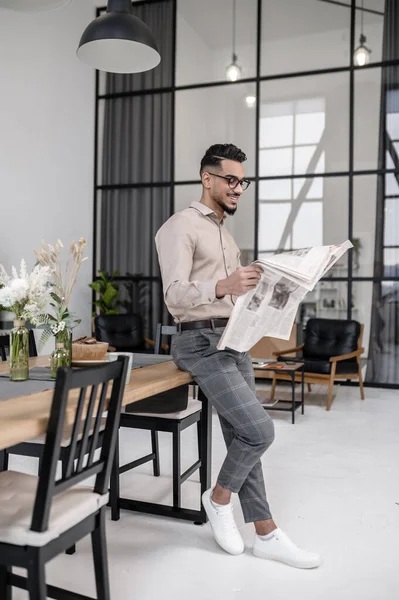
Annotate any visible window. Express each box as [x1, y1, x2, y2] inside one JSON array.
[[384, 90, 399, 277], [258, 98, 325, 251]]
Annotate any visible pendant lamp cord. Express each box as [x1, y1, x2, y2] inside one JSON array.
[[361, 0, 364, 35], [232, 0, 237, 59]]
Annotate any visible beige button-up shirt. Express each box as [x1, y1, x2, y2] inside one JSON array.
[[155, 201, 241, 322]]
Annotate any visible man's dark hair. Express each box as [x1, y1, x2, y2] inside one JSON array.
[[200, 143, 247, 175]]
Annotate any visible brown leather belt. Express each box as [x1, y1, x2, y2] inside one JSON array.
[[178, 318, 229, 332]]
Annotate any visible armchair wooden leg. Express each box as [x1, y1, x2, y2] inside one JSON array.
[[326, 364, 337, 411], [307, 383, 312, 393], [326, 379, 334, 411], [358, 365, 365, 400], [270, 376, 277, 401]]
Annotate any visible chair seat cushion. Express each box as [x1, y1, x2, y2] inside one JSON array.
[[0, 470, 108, 547], [123, 399, 202, 420], [303, 359, 359, 375]]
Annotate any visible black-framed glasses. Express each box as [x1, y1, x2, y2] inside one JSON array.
[[208, 172, 251, 191]]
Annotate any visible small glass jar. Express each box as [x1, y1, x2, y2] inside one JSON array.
[[50, 342, 69, 379], [10, 318, 29, 382]]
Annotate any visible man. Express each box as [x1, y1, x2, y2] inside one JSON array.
[[155, 143, 321, 568]]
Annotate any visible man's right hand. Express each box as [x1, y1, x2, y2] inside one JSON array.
[[216, 266, 263, 298]]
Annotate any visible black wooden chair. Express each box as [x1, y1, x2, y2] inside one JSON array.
[[0, 357, 128, 600], [109, 324, 203, 520], [1, 334, 101, 555]]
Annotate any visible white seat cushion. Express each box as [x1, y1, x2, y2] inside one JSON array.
[[23, 417, 107, 447], [126, 398, 202, 420], [0, 470, 108, 547]]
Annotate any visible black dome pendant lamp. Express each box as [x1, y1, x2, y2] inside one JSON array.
[[77, 0, 161, 74]]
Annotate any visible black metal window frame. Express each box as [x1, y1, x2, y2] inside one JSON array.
[[93, 0, 399, 388]]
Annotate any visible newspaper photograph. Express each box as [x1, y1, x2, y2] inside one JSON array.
[[217, 240, 353, 352]]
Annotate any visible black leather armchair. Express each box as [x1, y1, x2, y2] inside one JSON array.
[[272, 318, 365, 411], [94, 313, 154, 353]]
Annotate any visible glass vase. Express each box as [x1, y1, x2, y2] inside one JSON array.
[[55, 329, 72, 367], [50, 343, 70, 379], [10, 318, 29, 381]]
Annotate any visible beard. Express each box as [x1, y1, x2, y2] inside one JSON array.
[[215, 195, 237, 216]]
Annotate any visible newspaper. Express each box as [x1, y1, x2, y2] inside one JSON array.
[[217, 240, 353, 352]]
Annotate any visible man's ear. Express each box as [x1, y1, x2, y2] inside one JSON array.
[[202, 171, 211, 189]]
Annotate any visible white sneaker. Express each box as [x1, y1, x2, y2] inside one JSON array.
[[253, 529, 321, 569], [202, 489, 244, 555]]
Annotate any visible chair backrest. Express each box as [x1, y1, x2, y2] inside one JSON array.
[[0, 330, 38, 361], [154, 324, 177, 355], [303, 318, 361, 361], [30, 356, 129, 533], [94, 313, 145, 351]]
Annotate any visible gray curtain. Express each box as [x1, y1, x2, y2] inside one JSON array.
[[100, 0, 174, 339], [366, 0, 399, 384]]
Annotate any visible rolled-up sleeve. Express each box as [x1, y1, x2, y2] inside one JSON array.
[[155, 214, 218, 310]]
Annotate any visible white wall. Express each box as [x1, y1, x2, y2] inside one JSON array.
[[0, 1, 100, 348]]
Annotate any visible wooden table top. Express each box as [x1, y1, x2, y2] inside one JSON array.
[[0, 356, 192, 451]]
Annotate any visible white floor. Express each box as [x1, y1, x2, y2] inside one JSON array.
[[11, 383, 399, 600]]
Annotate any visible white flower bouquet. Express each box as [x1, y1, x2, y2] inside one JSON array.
[[0, 259, 53, 380], [0, 259, 52, 321]]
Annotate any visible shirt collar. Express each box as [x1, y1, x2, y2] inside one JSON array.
[[189, 201, 227, 222]]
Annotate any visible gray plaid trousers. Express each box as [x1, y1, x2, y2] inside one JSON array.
[[171, 327, 275, 522]]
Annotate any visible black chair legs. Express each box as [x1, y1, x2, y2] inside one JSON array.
[[196, 421, 201, 462], [172, 430, 181, 508], [91, 509, 111, 600], [27, 553, 46, 600], [0, 564, 11, 600], [151, 431, 160, 477], [0, 451, 8, 472], [110, 438, 120, 521]]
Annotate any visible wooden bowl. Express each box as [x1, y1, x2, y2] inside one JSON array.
[[71, 342, 109, 361]]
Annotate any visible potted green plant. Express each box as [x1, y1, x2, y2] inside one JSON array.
[[89, 270, 122, 316]]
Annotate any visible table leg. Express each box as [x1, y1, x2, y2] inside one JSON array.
[[301, 369, 305, 415], [198, 387, 212, 522], [291, 373, 295, 425]]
